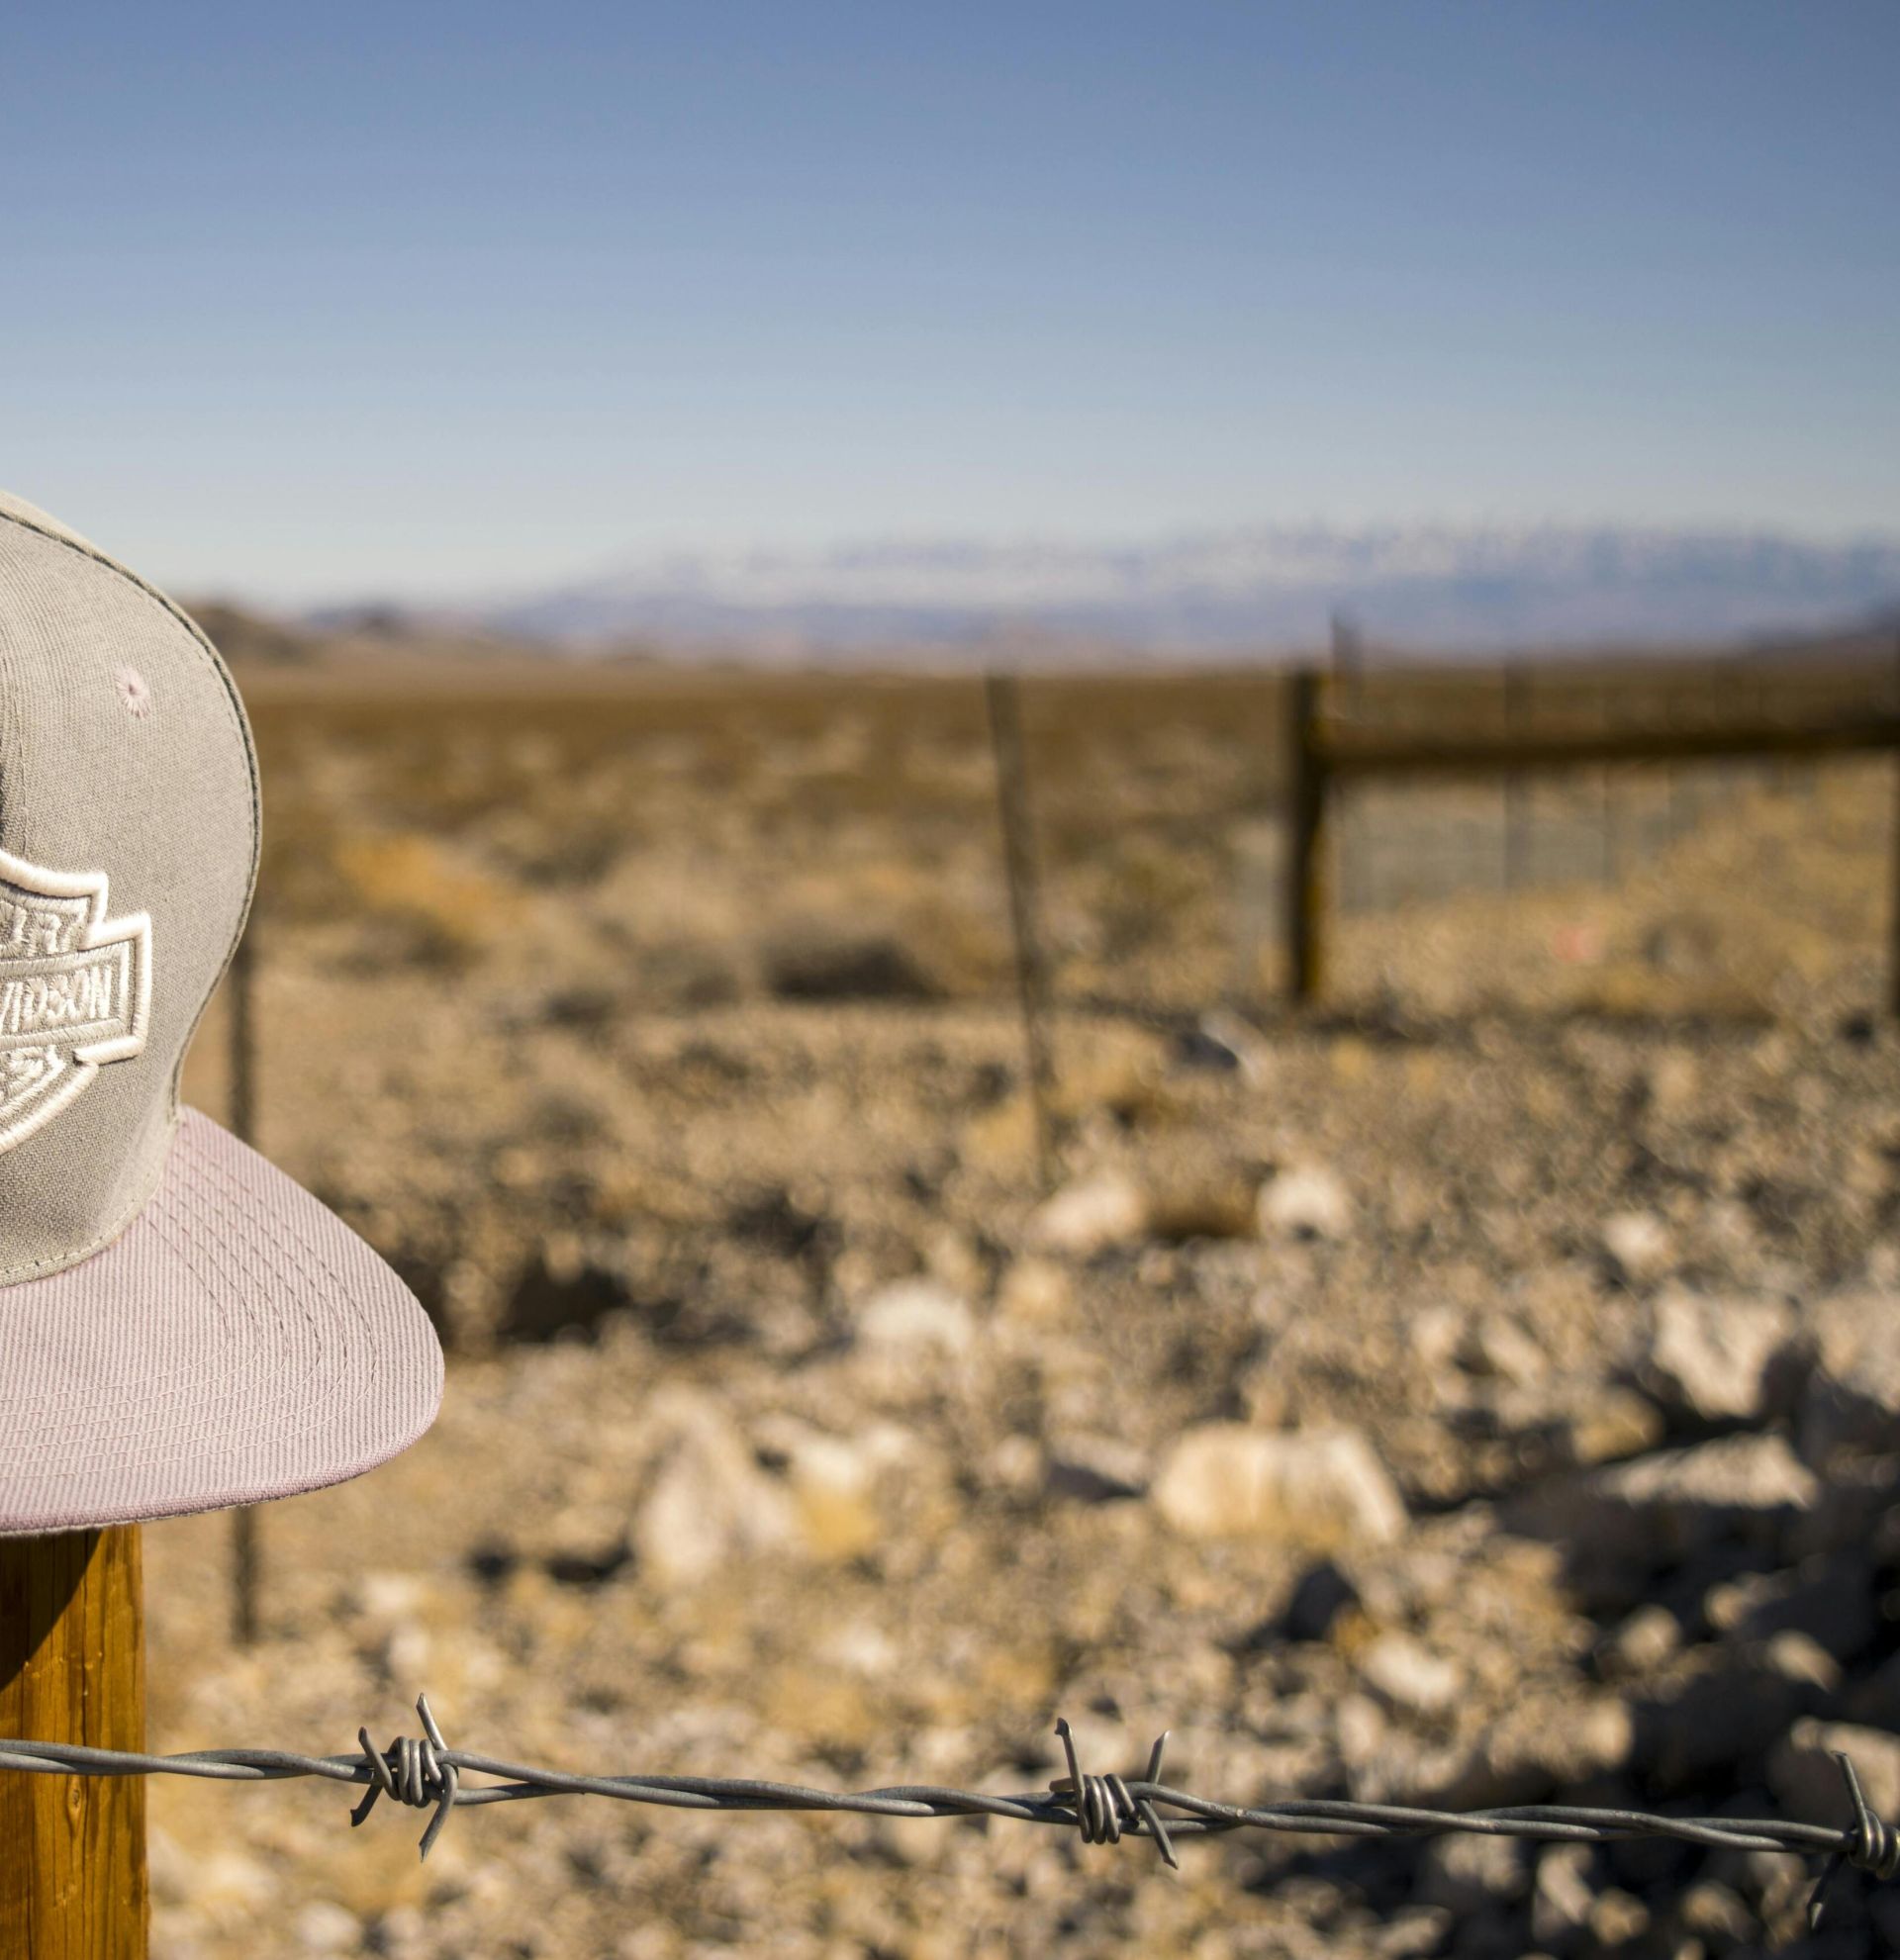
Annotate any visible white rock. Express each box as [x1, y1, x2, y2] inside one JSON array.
[[1589, 1890, 1651, 1947], [176, 1846, 276, 1916], [1458, 1313, 1549, 1387], [1758, 1631, 1841, 1695], [1258, 1165, 1353, 1242], [1602, 1210, 1672, 1284], [786, 1427, 877, 1498], [1408, 1304, 1463, 1375], [1605, 1432, 1818, 1513], [985, 1434, 1043, 1496], [1515, 1433, 1817, 1565], [1595, 1603, 1682, 1679], [820, 1619, 900, 1678], [1417, 1830, 1527, 1913], [1334, 1691, 1386, 1769], [1193, 1008, 1267, 1083], [1027, 1172, 1148, 1256], [1361, 1633, 1464, 1720], [762, 1417, 920, 1560], [354, 1570, 430, 1629], [1555, 1386, 1666, 1467], [295, 1903, 360, 1955], [995, 1257, 1074, 1324], [1799, 1290, 1900, 1462], [1531, 1843, 1596, 1949], [1371, 1907, 1454, 1957], [1152, 1424, 1405, 1545], [1680, 1883, 1754, 1944], [857, 1278, 975, 1354], [1769, 1718, 1900, 1825], [1450, 1695, 1636, 1809], [632, 1392, 794, 1584], [1648, 1288, 1795, 1422], [1044, 1431, 1149, 1502]]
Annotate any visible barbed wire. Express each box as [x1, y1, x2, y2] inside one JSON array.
[[1, 1696, 1892, 1931]]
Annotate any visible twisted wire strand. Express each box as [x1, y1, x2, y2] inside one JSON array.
[[0, 1697, 1887, 1927], [1808, 1751, 1900, 1930]]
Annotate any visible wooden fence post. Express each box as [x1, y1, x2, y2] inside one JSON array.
[[984, 672, 1057, 1192], [227, 925, 261, 1647], [1283, 667, 1327, 1004], [1503, 664, 1529, 891], [0, 1528, 148, 1958], [1891, 635, 1900, 1021], [1665, 673, 1689, 844], [1598, 681, 1619, 885], [1331, 614, 1362, 913]]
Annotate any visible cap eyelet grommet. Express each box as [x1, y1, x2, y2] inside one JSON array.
[[116, 667, 152, 719]]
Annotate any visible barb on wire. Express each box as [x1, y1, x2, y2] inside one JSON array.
[[1809, 1751, 1900, 1931], [351, 1694, 459, 1859], [0, 1697, 1890, 1928]]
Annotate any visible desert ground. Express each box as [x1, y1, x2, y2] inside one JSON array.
[[139, 647, 1900, 1958]]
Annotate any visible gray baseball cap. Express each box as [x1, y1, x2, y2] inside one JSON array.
[[0, 491, 442, 1535]]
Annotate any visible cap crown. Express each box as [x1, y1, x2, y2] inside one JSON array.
[[0, 493, 257, 1282]]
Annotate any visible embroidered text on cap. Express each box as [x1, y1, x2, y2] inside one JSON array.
[[0, 849, 151, 1154]]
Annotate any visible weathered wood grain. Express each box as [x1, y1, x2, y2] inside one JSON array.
[[0, 1528, 147, 1959]]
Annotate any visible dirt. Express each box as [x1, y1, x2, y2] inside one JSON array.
[[134, 662, 1900, 1958]]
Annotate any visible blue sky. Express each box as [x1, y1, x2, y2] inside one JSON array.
[[2, 2, 1895, 602]]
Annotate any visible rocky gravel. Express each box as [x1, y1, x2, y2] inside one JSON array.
[[141, 695, 1900, 1958]]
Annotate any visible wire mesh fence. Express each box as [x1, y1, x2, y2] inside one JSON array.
[[230, 633, 1900, 1038]]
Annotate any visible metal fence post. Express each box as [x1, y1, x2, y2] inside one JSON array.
[[0, 1527, 148, 1957], [227, 925, 261, 1647], [1891, 635, 1900, 1020], [1283, 667, 1327, 1004], [1502, 663, 1529, 891], [984, 672, 1057, 1192], [1598, 681, 1619, 885]]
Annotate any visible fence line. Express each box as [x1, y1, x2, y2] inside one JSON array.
[[0, 1695, 1892, 1930], [984, 669, 1057, 1193], [163, 653, 1900, 1945], [1282, 641, 1900, 1007]]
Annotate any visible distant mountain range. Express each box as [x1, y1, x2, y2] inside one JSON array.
[[320, 525, 1900, 661]]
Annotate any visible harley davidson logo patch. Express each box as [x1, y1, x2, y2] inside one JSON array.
[[0, 850, 151, 1154]]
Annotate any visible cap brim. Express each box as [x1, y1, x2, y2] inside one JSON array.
[[0, 1107, 442, 1535]]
